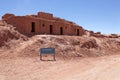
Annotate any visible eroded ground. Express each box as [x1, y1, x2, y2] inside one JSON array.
[[0, 54, 120, 80]]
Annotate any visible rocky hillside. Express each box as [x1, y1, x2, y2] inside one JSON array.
[[0, 20, 28, 47]]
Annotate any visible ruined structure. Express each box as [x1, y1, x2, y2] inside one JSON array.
[[2, 12, 85, 36]]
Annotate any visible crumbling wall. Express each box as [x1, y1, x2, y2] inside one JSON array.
[[2, 12, 85, 36], [38, 12, 53, 20], [2, 13, 15, 21], [0, 21, 28, 47]]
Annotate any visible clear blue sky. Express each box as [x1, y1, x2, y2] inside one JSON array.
[[0, 0, 120, 34]]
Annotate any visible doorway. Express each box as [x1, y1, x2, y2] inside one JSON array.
[[31, 22, 35, 32], [60, 27, 63, 35], [77, 29, 79, 36], [50, 25, 53, 34]]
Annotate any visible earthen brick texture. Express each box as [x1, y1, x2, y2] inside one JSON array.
[[2, 12, 85, 36]]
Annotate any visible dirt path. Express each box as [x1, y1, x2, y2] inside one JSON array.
[[58, 56, 120, 80], [0, 55, 120, 80]]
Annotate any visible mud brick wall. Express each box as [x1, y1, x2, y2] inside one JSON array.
[[2, 12, 85, 36]]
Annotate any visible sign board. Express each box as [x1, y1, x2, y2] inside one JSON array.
[[40, 48, 56, 61], [40, 48, 55, 54]]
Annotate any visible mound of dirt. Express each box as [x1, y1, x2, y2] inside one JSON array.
[[0, 21, 28, 47], [81, 39, 98, 49], [5, 35, 119, 59], [0, 20, 120, 59]]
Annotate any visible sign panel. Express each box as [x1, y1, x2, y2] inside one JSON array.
[[40, 48, 56, 61], [40, 48, 55, 54]]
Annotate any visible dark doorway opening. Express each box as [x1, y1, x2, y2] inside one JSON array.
[[77, 29, 79, 36], [50, 25, 53, 34], [31, 22, 35, 32], [60, 27, 63, 35]]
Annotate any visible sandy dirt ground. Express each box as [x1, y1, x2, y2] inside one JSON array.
[[0, 54, 120, 80]]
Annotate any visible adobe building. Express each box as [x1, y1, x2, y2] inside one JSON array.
[[2, 12, 85, 36]]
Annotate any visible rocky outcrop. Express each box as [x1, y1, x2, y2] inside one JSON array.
[[0, 21, 28, 47], [108, 34, 119, 38], [81, 39, 98, 49], [86, 30, 120, 38]]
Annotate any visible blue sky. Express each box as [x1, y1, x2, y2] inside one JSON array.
[[0, 0, 120, 34]]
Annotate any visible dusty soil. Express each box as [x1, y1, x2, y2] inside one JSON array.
[[0, 54, 120, 80]]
